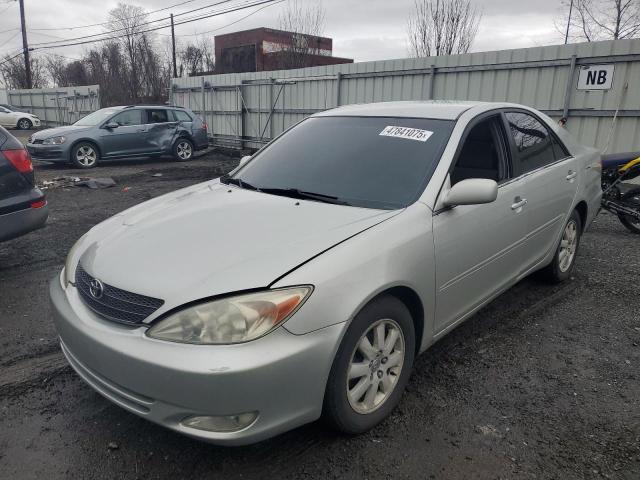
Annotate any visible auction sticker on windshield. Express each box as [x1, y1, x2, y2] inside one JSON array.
[[379, 126, 433, 142]]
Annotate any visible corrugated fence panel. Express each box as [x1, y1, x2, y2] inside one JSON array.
[[7, 85, 100, 127], [172, 38, 640, 153]]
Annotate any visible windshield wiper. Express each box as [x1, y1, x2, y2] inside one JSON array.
[[221, 176, 260, 191], [259, 187, 351, 206]]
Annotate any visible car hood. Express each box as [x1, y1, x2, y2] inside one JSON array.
[[31, 125, 91, 139], [78, 180, 398, 313]]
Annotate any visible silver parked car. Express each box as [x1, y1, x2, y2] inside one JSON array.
[[50, 101, 602, 445]]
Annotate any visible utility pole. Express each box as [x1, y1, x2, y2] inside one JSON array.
[[170, 13, 177, 78], [564, 0, 574, 45], [18, 0, 32, 89]]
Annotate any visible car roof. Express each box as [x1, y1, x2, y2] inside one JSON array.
[[313, 100, 491, 120]]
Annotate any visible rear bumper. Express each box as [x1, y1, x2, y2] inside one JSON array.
[[50, 275, 345, 445], [0, 202, 48, 242]]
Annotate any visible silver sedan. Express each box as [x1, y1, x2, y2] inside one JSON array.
[[50, 101, 602, 445]]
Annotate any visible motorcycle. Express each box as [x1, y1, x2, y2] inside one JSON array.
[[601, 153, 640, 234]]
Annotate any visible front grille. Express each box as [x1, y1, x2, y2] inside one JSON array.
[[75, 263, 164, 325]]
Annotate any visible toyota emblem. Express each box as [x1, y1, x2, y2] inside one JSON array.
[[89, 279, 104, 299]]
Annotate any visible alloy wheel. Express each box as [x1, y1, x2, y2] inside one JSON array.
[[346, 319, 405, 414], [75, 146, 97, 167], [176, 141, 192, 160], [19, 119, 31, 129], [558, 219, 578, 272]]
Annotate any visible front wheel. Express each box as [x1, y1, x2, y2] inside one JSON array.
[[70, 142, 99, 169], [323, 295, 415, 434], [617, 188, 640, 234], [540, 210, 582, 283], [17, 118, 32, 130], [173, 138, 194, 162]]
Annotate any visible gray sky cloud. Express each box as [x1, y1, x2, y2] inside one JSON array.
[[0, 0, 567, 63]]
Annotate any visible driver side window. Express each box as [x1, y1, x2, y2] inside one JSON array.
[[111, 110, 142, 126], [451, 116, 507, 185]]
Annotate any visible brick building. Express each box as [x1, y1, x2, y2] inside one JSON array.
[[214, 27, 353, 74]]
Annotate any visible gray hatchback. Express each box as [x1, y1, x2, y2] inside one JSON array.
[[26, 105, 209, 168]]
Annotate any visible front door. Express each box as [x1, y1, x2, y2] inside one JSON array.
[[433, 114, 529, 333], [503, 111, 579, 270], [0, 107, 14, 127], [98, 109, 148, 157]]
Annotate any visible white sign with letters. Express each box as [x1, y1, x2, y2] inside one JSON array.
[[577, 64, 615, 90]]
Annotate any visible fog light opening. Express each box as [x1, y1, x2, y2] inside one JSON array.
[[181, 412, 258, 433]]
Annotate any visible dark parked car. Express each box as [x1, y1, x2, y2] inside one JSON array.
[[0, 126, 48, 242], [26, 105, 209, 168]]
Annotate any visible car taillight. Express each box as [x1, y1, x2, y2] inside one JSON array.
[[31, 199, 46, 209], [202, 121, 208, 131], [4, 148, 33, 173]]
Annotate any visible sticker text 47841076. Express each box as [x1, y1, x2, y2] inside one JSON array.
[[379, 126, 434, 142]]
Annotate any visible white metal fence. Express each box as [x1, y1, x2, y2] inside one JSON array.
[[7, 85, 100, 127], [171, 38, 640, 154]]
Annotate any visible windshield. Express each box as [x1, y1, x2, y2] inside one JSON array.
[[229, 116, 454, 209], [74, 108, 122, 126]]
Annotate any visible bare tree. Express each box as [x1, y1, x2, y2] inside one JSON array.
[[0, 54, 47, 89], [407, 0, 481, 57], [179, 37, 215, 77], [107, 3, 149, 101], [557, 0, 640, 42], [277, 0, 327, 69]]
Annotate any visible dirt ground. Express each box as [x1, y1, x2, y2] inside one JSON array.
[[0, 152, 638, 480]]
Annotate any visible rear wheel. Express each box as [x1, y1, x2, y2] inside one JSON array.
[[70, 142, 99, 169], [173, 138, 194, 162], [17, 118, 32, 130], [323, 295, 415, 434], [617, 188, 640, 234], [541, 209, 582, 283]]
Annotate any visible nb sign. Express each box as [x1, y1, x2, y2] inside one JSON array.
[[577, 64, 614, 90]]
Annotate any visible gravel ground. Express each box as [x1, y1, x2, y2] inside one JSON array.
[[0, 153, 638, 480]]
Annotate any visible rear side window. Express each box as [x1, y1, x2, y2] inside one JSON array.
[[111, 110, 142, 126], [505, 112, 556, 175], [173, 110, 192, 122], [146, 109, 169, 123]]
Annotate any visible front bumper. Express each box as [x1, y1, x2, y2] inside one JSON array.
[[50, 275, 345, 445], [26, 143, 68, 161]]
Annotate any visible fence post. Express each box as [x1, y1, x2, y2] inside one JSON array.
[[41, 91, 48, 127], [269, 78, 274, 140], [335, 72, 342, 107], [240, 80, 248, 150], [201, 76, 206, 120], [169, 81, 174, 106], [428, 64, 436, 100], [562, 54, 577, 120]]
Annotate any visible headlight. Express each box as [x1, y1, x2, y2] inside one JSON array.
[[147, 287, 312, 345], [43, 136, 66, 145], [64, 234, 87, 287]]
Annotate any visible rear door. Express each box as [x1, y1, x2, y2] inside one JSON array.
[[144, 108, 178, 153], [98, 109, 148, 157], [502, 111, 579, 270], [433, 113, 529, 332]]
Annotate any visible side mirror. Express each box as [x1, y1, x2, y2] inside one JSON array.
[[443, 178, 498, 207], [239, 155, 251, 167], [104, 122, 119, 129]]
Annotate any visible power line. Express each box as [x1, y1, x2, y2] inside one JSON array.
[[29, 0, 240, 47], [173, 0, 282, 37], [28, 0, 200, 31], [31, 0, 278, 51]]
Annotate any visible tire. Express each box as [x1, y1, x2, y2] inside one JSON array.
[[173, 138, 194, 162], [323, 295, 415, 434], [70, 142, 99, 169], [17, 118, 32, 130], [540, 209, 582, 283], [617, 188, 640, 234]]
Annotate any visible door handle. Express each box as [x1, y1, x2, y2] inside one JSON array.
[[566, 170, 577, 181], [511, 197, 527, 210]]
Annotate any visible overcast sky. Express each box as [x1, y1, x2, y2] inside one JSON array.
[[0, 0, 568, 63]]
